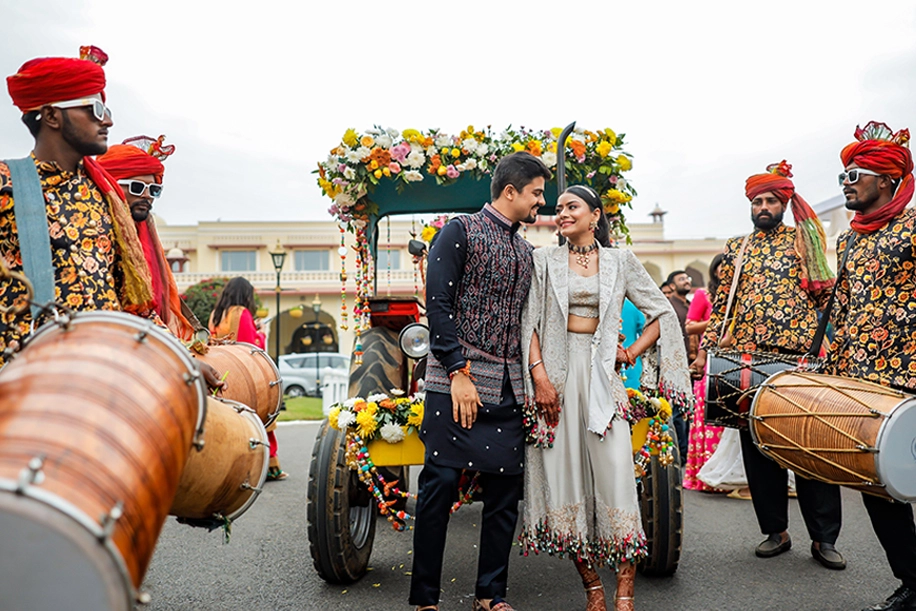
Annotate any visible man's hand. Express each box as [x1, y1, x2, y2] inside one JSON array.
[[199, 361, 227, 393], [689, 349, 707, 381], [532, 368, 560, 426], [451, 373, 482, 429]]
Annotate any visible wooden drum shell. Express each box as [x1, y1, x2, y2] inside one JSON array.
[[0, 312, 206, 604], [196, 342, 282, 426]]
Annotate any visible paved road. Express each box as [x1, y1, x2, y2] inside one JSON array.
[[142, 421, 899, 611]]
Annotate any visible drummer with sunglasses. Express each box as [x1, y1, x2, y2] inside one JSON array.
[[689, 161, 846, 570], [825, 122, 916, 611], [0, 46, 156, 366]]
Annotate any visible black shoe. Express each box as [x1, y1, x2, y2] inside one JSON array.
[[861, 586, 916, 611], [755, 532, 791, 558], [811, 541, 846, 570]]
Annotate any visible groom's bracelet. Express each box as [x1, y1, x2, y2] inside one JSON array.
[[528, 359, 543, 372]]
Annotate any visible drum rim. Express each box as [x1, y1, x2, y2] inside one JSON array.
[[874, 398, 916, 502], [0, 474, 135, 607], [210, 397, 270, 522], [29, 310, 209, 451]]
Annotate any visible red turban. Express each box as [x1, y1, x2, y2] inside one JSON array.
[[840, 121, 914, 234], [745, 161, 834, 292], [97, 144, 166, 183], [7, 57, 106, 111]]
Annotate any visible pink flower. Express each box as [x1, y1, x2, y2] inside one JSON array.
[[446, 165, 460, 179], [338, 164, 347, 173], [608, 175, 618, 184], [586, 171, 596, 179], [389, 162, 401, 174], [390, 143, 410, 163]]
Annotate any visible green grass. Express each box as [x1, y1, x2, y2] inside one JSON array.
[[276, 396, 326, 422]]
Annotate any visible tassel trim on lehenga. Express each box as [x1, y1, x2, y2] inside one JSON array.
[[518, 520, 648, 569]]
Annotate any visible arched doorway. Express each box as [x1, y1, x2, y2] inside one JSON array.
[[642, 261, 663, 286]]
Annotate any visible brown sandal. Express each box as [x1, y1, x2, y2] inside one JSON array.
[[472, 599, 516, 611]]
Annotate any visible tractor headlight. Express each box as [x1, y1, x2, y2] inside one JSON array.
[[399, 323, 430, 359]]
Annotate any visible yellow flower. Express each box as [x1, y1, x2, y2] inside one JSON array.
[[605, 202, 620, 215], [547, 142, 557, 153], [596, 140, 613, 158], [383, 167, 391, 177], [604, 128, 617, 142], [356, 409, 378, 439], [604, 188, 632, 204], [402, 128, 421, 143], [328, 406, 342, 430], [617, 155, 632, 171], [658, 398, 673, 420], [407, 402, 424, 428], [342, 128, 359, 148], [451, 148, 461, 158], [511, 142, 525, 152], [374, 169, 383, 179], [360, 135, 375, 148], [437, 165, 448, 176], [421, 226, 438, 243], [550, 127, 562, 138], [369, 159, 379, 170]]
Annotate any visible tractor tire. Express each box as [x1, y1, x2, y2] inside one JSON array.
[[306, 420, 376, 584], [637, 424, 683, 577]]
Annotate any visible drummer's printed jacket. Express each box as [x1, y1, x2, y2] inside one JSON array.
[[702, 223, 832, 355], [826, 208, 916, 390], [0, 156, 125, 365]]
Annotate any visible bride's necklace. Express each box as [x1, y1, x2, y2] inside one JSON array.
[[568, 240, 599, 268]]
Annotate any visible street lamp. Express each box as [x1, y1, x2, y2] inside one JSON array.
[[269, 241, 286, 364], [312, 294, 322, 397]]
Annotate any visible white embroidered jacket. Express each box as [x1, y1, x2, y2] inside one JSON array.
[[521, 245, 693, 434]]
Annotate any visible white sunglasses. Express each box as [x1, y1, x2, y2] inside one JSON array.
[[838, 168, 881, 186], [118, 180, 163, 199], [50, 97, 112, 123]]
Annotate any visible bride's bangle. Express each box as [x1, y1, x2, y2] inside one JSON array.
[[623, 348, 636, 366]]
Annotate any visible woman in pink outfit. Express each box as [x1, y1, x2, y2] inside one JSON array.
[[683, 254, 725, 492]]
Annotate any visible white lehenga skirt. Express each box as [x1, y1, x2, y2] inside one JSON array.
[[520, 332, 647, 568]]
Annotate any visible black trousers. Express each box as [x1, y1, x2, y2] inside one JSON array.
[[408, 460, 523, 606], [862, 493, 916, 590], [739, 429, 842, 543]]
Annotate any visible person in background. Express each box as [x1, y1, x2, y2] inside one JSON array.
[[665, 269, 692, 463], [210, 276, 288, 481]]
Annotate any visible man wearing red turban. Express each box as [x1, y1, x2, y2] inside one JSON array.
[[97, 136, 196, 342], [692, 161, 844, 570], [826, 121, 916, 611], [0, 47, 154, 365]]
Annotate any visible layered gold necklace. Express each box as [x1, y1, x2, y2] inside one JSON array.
[[568, 241, 599, 268]]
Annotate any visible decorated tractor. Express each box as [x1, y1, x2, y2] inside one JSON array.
[[306, 123, 684, 584]]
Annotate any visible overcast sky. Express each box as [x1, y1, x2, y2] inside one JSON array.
[[2, 0, 915, 239]]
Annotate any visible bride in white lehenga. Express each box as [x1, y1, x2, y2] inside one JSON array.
[[519, 186, 693, 611]]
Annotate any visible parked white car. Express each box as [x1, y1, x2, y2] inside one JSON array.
[[279, 353, 349, 397]]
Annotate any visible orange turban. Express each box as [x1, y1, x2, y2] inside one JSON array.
[[745, 161, 834, 292], [97, 144, 165, 183], [840, 122, 914, 234], [7, 57, 106, 111]]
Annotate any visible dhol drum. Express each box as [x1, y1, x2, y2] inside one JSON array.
[[170, 396, 269, 523], [0, 311, 206, 611], [195, 342, 282, 426], [750, 371, 916, 502], [704, 350, 818, 428]]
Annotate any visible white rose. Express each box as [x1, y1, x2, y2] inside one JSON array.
[[435, 134, 451, 148], [355, 146, 371, 159], [336, 410, 356, 428], [404, 170, 424, 182], [380, 423, 405, 444], [618, 178, 628, 190], [541, 151, 557, 168], [475, 143, 489, 156], [367, 393, 388, 403], [386, 127, 399, 139], [406, 151, 426, 168], [376, 134, 392, 149], [464, 158, 478, 170], [461, 137, 477, 151]]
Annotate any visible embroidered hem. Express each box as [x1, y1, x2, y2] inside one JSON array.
[[518, 519, 648, 568]]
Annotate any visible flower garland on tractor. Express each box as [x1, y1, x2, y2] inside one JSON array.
[[626, 388, 677, 480], [316, 125, 637, 363]]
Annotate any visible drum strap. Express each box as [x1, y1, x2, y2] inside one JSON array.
[[3, 158, 54, 320], [808, 233, 858, 357], [719, 234, 751, 341]]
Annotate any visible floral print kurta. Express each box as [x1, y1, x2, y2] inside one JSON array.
[[0, 156, 122, 365], [702, 223, 832, 355], [825, 208, 916, 389]]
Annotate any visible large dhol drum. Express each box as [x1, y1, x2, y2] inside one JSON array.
[[0, 311, 206, 610], [195, 342, 282, 426], [750, 371, 916, 502], [705, 350, 817, 428], [170, 396, 269, 523]]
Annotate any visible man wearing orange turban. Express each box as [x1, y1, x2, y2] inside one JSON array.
[[0, 47, 154, 365], [692, 161, 844, 570], [97, 136, 197, 342], [826, 121, 916, 611]]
